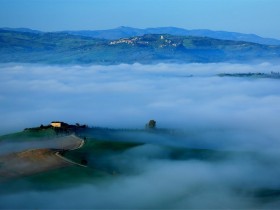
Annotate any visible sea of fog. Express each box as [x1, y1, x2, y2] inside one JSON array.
[[1, 62, 280, 208]]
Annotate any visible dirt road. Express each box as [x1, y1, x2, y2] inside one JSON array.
[[0, 135, 85, 180]]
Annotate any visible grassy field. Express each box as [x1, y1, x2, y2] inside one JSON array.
[[0, 165, 111, 195]]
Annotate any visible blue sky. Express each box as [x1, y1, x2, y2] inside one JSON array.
[[1, 0, 280, 39]]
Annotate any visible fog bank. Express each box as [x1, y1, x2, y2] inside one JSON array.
[[0, 63, 280, 150], [1, 62, 280, 208]]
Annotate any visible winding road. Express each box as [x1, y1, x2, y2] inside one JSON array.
[[0, 134, 85, 180]]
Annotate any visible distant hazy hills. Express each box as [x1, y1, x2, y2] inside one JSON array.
[[62, 26, 280, 46], [1, 27, 280, 64]]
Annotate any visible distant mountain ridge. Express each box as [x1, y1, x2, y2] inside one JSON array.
[[2, 26, 280, 46], [62, 26, 280, 46], [0, 29, 280, 64], [1, 27, 42, 34]]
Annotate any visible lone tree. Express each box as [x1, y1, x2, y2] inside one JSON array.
[[146, 119, 156, 129]]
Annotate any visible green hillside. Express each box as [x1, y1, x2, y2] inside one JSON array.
[[1, 30, 280, 64]]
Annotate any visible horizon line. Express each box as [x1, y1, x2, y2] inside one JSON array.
[[1, 25, 279, 40]]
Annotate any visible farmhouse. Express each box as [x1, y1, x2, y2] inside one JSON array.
[[50, 121, 68, 128]]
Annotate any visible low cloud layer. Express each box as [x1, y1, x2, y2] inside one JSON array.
[[0, 63, 280, 150], [1, 144, 280, 209], [0, 62, 280, 208]]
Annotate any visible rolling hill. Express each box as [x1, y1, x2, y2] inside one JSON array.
[[63, 26, 280, 46], [0, 29, 280, 64], [4, 26, 280, 45]]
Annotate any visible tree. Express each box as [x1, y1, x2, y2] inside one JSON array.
[[146, 119, 156, 129]]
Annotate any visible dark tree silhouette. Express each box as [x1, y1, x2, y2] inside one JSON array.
[[146, 120, 156, 129]]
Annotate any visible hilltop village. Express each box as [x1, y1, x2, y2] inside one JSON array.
[[109, 35, 180, 48]]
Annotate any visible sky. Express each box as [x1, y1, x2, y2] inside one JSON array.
[[0, 0, 280, 39]]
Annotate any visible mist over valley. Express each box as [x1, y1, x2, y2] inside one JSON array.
[[2, 0, 280, 207], [1, 63, 280, 208]]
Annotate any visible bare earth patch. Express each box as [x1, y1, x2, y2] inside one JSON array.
[[0, 135, 84, 180]]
